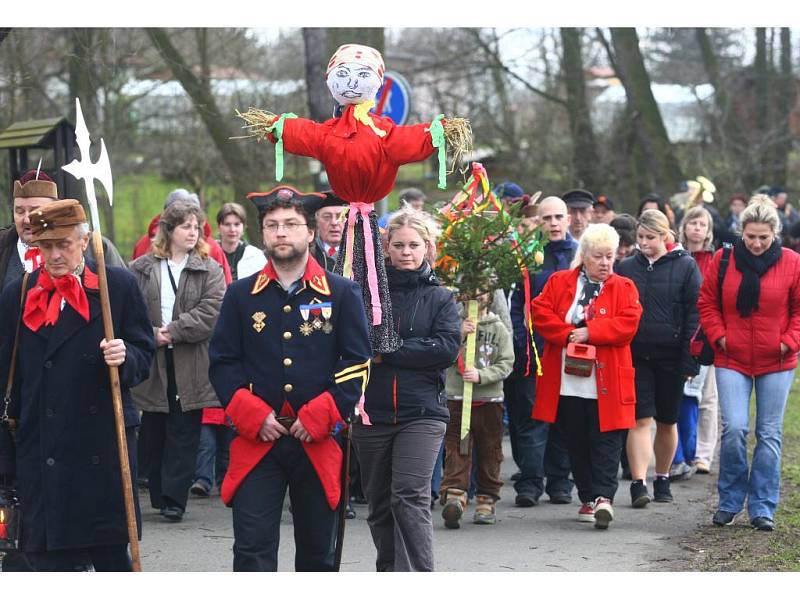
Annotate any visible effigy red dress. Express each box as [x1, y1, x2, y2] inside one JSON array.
[[267, 104, 441, 353]]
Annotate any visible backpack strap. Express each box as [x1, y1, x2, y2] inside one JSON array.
[[717, 243, 733, 311]]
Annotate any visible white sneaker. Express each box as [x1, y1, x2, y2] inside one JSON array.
[[593, 497, 613, 530]]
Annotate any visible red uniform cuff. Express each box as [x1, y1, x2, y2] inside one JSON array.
[[298, 391, 342, 442], [226, 388, 272, 441]]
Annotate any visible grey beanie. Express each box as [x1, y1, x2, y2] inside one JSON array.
[[164, 188, 200, 208]]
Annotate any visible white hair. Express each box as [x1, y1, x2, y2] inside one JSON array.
[[570, 223, 620, 268]]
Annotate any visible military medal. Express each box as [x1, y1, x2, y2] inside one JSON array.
[[312, 317, 323, 330], [322, 321, 333, 334], [299, 304, 313, 336], [252, 311, 266, 333]]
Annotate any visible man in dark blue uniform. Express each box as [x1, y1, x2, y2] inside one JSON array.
[[208, 186, 371, 572], [0, 200, 154, 571]]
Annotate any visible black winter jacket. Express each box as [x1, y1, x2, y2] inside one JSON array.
[[363, 262, 461, 425], [616, 247, 702, 376]]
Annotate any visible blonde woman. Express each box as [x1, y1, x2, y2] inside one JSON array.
[[616, 210, 702, 507], [698, 196, 800, 531], [130, 201, 225, 522], [672, 206, 719, 479], [352, 208, 461, 571]]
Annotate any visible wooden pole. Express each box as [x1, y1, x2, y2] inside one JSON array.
[[92, 231, 142, 571], [459, 299, 479, 455]]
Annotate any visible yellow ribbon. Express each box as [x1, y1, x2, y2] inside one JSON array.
[[353, 100, 387, 138]]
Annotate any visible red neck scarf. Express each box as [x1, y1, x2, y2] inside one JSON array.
[[23, 266, 99, 331], [24, 246, 43, 270]]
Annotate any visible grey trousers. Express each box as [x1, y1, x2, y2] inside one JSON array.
[[352, 419, 446, 572]]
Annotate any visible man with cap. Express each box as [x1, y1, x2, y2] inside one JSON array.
[[563, 189, 595, 240], [312, 192, 348, 272], [0, 200, 155, 571], [208, 185, 372, 571], [0, 169, 126, 294], [592, 195, 616, 224]]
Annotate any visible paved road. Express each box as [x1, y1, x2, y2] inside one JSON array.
[[139, 438, 716, 572]]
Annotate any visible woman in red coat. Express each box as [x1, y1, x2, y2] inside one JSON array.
[[532, 223, 642, 529], [698, 195, 800, 532]]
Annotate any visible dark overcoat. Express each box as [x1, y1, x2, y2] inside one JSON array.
[[0, 264, 155, 552]]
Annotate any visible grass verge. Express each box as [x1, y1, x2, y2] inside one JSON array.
[[682, 374, 800, 571]]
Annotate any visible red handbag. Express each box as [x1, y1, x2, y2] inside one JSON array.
[[564, 343, 596, 377]]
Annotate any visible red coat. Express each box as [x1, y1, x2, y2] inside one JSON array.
[[697, 246, 800, 377], [277, 106, 436, 204], [531, 268, 642, 432]]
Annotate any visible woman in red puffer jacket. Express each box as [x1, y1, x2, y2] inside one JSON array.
[[698, 195, 800, 532]]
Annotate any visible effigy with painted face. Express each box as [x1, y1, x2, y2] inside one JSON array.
[[237, 44, 471, 353]]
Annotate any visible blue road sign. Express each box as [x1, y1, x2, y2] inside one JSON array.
[[373, 71, 412, 125]]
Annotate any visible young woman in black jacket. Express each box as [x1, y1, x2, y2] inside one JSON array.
[[352, 208, 461, 572], [616, 209, 701, 507]]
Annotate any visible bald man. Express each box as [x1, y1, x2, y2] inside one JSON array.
[[504, 195, 577, 507]]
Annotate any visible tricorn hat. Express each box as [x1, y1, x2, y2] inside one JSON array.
[[247, 185, 346, 221], [29, 199, 87, 242], [13, 169, 58, 201]]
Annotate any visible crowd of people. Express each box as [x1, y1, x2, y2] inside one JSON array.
[[1, 168, 799, 572]]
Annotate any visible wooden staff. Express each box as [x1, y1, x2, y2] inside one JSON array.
[[92, 232, 141, 571], [63, 98, 141, 571], [459, 299, 479, 455]]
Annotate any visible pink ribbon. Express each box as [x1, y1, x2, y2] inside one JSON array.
[[343, 203, 382, 326]]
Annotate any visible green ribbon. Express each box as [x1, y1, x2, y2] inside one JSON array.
[[265, 112, 297, 181], [429, 114, 446, 190]]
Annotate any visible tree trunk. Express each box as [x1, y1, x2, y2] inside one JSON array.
[[696, 28, 751, 190], [326, 29, 384, 57], [772, 27, 794, 187], [754, 28, 770, 185], [146, 28, 261, 242], [560, 27, 601, 191], [610, 28, 684, 194], [302, 28, 333, 191]]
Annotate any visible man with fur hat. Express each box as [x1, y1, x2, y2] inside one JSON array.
[[0, 169, 126, 293], [0, 199, 155, 571], [208, 185, 371, 571]]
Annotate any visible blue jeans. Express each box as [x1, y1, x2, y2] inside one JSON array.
[[716, 367, 794, 520], [674, 396, 699, 464], [194, 424, 233, 489]]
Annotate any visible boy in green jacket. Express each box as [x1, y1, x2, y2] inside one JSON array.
[[439, 298, 514, 528]]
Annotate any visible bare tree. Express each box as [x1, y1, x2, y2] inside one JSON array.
[[609, 28, 684, 193], [146, 27, 261, 241], [560, 28, 601, 191]]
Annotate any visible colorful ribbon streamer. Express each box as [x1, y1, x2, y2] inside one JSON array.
[[264, 112, 298, 181], [429, 114, 447, 190], [342, 203, 383, 326]]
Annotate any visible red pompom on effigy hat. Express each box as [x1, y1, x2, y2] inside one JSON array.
[[13, 169, 58, 201], [28, 199, 87, 242]]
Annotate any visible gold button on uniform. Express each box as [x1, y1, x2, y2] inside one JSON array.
[[283, 358, 293, 367], [283, 331, 292, 340], [284, 384, 293, 393], [283, 305, 291, 313]]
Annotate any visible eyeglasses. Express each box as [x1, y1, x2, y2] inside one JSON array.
[[262, 221, 308, 233]]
